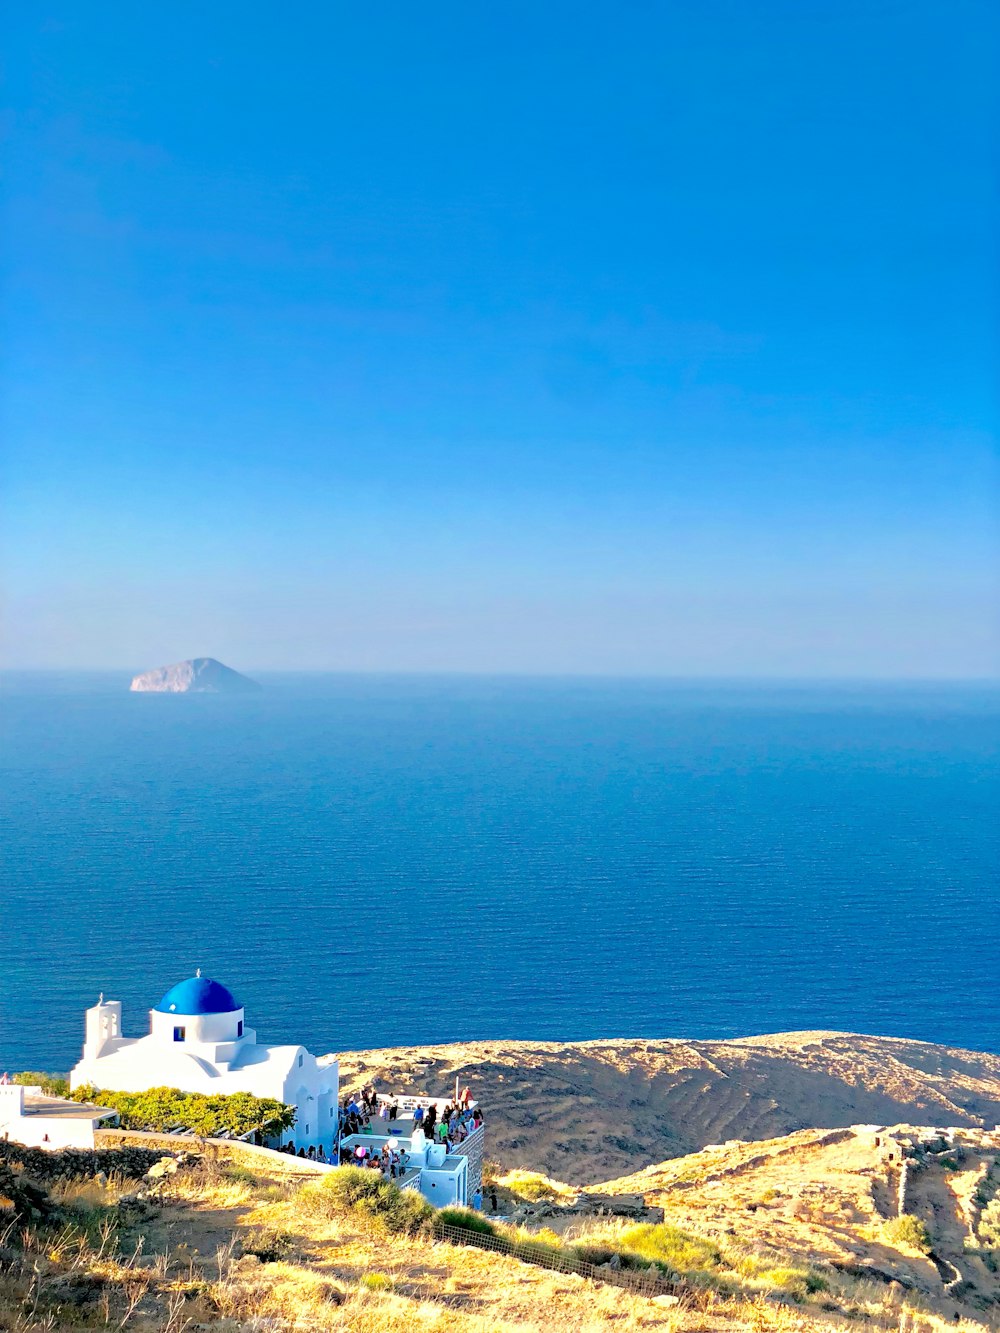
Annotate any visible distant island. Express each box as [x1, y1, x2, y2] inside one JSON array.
[[129, 657, 261, 693]]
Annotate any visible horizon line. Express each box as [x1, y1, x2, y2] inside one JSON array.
[[3, 666, 999, 686]]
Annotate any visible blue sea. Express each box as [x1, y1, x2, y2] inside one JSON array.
[[1, 674, 998, 1075]]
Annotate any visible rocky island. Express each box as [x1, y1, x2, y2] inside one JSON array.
[[129, 657, 261, 693]]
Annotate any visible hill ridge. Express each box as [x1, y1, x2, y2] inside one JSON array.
[[336, 1029, 1000, 1184]]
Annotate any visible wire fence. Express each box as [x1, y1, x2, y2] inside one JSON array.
[[431, 1221, 686, 1302]]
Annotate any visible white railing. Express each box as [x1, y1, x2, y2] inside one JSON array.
[[375, 1093, 479, 1114]]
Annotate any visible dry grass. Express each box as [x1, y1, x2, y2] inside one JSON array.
[[4, 1147, 997, 1333]]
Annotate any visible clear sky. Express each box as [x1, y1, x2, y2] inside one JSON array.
[[3, 2, 998, 676]]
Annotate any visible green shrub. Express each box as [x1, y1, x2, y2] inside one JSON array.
[[978, 1198, 1000, 1249], [505, 1172, 558, 1202], [240, 1226, 293, 1263], [512, 1237, 570, 1270], [436, 1207, 496, 1236], [758, 1265, 822, 1302], [65, 1085, 295, 1138], [360, 1272, 394, 1291], [571, 1242, 618, 1267], [882, 1214, 932, 1255], [618, 1222, 721, 1274], [223, 1164, 261, 1187], [14, 1072, 70, 1097], [307, 1167, 432, 1236]]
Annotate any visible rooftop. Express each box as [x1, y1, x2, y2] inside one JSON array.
[[22, 1095, 117, 1123], [155, 975, 240, 1016]]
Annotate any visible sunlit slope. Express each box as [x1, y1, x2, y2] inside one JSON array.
[[337, 1031, 1000, 1183]]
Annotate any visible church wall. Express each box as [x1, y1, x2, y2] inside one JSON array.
[[149, 1008, 245, 1045], [280, 1056, 339, 1153], [70, 987, 339, 1156]]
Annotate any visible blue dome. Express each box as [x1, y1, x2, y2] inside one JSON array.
[[155, 976, 240, 1015]]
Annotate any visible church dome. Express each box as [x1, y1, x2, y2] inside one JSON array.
[[155, 975, 240, 1015]]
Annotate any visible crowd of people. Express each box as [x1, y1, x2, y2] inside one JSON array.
[[339, 1140, 412, 1177], [277, 1141, 330, 1161], [277, 1082, 485, 1177], [407, 1093, 484, 1147], [338, 1084, 485, 1177]]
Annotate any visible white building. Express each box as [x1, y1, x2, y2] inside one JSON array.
[[339, 1094, 485, 1208], [0, 1084, 117, 1150], [69, 974, 339, 1154]]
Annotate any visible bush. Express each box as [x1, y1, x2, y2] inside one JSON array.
[[534, 1226, 562, 1246], [240, 1226, 293, 1263], [758, 1266, 822, 1302], [618, 1222, 721, 1274], [437, 1207, 496, 1236], [504, 1171, 559, 1202], [360, 1272, 394, 1291], [66, 1085, 295, 1138], [482, 1158, 502, 1186], [222, 1164, 261, 1187], [14, 1072, 69, 1097], [881, 1215, 932, 1255], [978, 1198, 1000, 1249], [306, 1167, 433, 1236], [512, 1236, 568, 1270], [571, 1242, 618, 1267]]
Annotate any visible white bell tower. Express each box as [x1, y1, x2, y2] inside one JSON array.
[[83, 993, 123, 1061]]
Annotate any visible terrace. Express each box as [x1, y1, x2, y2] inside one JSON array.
[[336, 1091, 485, 1207]]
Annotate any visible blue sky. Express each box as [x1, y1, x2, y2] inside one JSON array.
[[3, 2, 998, 675]]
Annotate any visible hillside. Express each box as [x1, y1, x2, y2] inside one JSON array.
[[592, 1124, 1000, 1305], [337, 1031, 1000, 1183], [5, 1028, 1000, 1331], [3, 1141, 997, 1333]]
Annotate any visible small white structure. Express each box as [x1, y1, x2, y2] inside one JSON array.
[[0, 1084, 117, 1150], [340, 1128, 471, 1207], [339, 1096, 483, 1208], [69, 974, 339, 1154]]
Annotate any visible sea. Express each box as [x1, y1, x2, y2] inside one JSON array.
[[1, 673, 997, 1075]]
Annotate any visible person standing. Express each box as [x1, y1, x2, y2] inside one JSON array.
[[473, 1187, 483, 1210]]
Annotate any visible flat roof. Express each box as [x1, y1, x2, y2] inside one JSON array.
[[23, 1096, 117, 1123]]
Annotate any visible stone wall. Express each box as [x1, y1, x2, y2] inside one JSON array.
[[0, 1137, 168, 1182], [897, 1158, 911, 1216], [95, 1127, 333, 1176], [452, 1126, 485, 1198]]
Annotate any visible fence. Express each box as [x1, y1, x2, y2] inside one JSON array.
[[431, 1220, 686, 1302]]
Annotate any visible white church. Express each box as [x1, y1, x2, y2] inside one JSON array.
[[69, 973, 340, 1155]]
